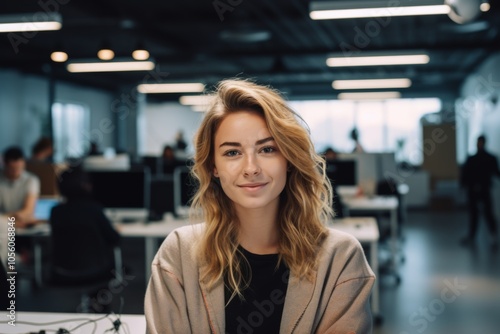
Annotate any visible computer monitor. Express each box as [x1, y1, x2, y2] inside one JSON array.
[[34, 198, 60, 221], [142, 156, 162, 176], [149, 176, 175, 221], [173, 166, 199, 217], [88, 169, 150, 221], [326, 160, 357, 187]]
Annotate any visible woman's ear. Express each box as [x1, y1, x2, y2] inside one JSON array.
[[213, 166, 219, 178]]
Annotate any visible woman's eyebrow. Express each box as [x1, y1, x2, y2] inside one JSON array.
[[255, 137, 274, 145], [219, 141, 241, 148], [219, 137, 274, 148]]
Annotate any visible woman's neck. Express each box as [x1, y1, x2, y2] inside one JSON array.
[[235, 205, 280, 255]]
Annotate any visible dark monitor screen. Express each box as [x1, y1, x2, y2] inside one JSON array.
[[89, 170, 150, 209], [142, 156, 161, 175], [326, 160, 357, 186], [174, 167, 199, 211]]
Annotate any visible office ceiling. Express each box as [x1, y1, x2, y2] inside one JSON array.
[[1, 0, 499, 101]]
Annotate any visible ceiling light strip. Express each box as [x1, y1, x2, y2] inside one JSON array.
[[138, 83, 206, 94], [333, 78, 412, 90], [67, 61, 155, 73], [310, 5, 450, 20], [338, 91, 401, 100], [327, 54, 429, 67]]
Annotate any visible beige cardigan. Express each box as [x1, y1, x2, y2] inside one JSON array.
[[144, 224, 375, 334]]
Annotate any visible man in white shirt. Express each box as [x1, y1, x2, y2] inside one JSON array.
[[0, 147, 40, 228]]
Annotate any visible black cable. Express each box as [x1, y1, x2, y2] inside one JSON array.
[[67, 313, 110, 332]]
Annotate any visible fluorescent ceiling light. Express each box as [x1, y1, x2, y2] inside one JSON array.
[[333, 78, 412, 90], [67, 60, 155, 73], [327, 54, 429, 67], [138, 83, 205, 94], [179, 95, 214, 106], [191, 105, 208, 112], [310, 1, 450, 20], [0, 13, 62, 33], [338, 91, 401, 100]]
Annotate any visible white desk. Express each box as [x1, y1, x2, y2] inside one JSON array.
[[14, 217, 190, 287], [115, 218, 189, 282], [4, 311, 145, 333], [330, 217, 380, 318], [342, 195, 399, 270]]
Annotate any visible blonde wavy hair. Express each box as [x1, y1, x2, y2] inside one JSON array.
[[191, 79, 333, 299]]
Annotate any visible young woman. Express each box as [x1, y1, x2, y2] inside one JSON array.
[[145, 80, 375, 333]]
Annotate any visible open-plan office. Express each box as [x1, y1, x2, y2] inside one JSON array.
[[1, 1, 500, 333]]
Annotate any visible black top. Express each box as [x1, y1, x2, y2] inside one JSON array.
[[50, 199, 120, 283], [461, 150, 500, 190], [224, 247, 289, 334]]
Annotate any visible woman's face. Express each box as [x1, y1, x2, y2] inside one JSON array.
[[213, 111, 288, 213]]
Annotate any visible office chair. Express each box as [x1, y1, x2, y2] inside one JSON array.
[[49, 223, 123, 313]]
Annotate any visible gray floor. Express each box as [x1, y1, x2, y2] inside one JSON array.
[[17, 209, 500, 333]]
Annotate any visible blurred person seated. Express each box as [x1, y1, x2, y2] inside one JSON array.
[[27, 137, 67, 196], [162, 145, 184, 174], [88, 141, 102, 156], [50, 167, 120, 284], [0, 146, 40, 227], [322, 147, 344, 218], [30, 137, 54, 162]]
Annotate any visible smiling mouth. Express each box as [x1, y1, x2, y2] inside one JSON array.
[[238, 183, 268, 190]]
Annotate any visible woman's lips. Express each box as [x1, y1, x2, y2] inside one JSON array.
[[238, 183, 268, 191]]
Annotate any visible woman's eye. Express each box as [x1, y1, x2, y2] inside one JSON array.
[[261, 146, 276, 154], [224, 150, 240, 157]]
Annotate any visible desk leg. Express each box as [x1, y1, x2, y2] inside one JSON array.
[[34, 240, 43, 287], [370, 240, 380, 317], [390, 208, 398, 270], [145, 237, 156, 286]]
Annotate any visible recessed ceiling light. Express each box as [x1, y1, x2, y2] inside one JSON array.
[[480, 2, 490, 12], [132, 49, 150, 60], [51, 51, 68, 62], [97, 49, 115, 61]]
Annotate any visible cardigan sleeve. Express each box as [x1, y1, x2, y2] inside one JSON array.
[[144, 233, 192, 334], [315, 233, 375, 334]]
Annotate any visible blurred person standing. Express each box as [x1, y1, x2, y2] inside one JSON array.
[[460, 135, 500, 248]]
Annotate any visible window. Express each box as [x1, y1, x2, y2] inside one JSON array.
[[289, 98, 441, 165], [52, 102, 90, 162]]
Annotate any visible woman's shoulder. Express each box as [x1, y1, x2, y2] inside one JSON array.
[[153, 223, 205, 279], [317, 228, 374, 278], [157, 223, 205, 259], [324, 228, 363, 251]]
